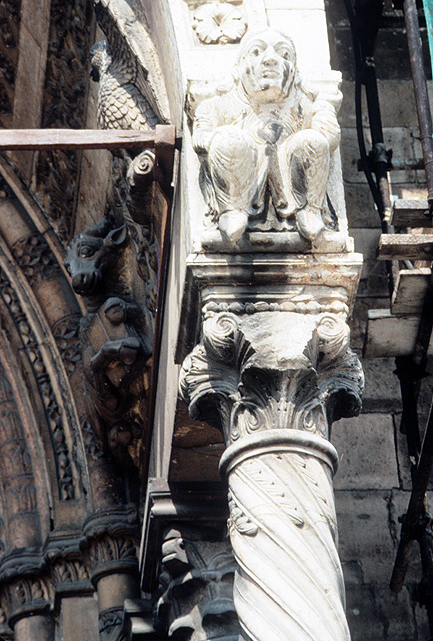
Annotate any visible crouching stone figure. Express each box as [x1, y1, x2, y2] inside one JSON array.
[[193, 28, 341, 244]]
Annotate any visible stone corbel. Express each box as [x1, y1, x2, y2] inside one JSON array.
[[179, 289, 364, 641]]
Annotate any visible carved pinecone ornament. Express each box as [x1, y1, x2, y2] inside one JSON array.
[[90, 40, 159, 131]]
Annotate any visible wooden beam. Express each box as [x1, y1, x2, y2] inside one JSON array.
[[378, 233, 433, 260], [0, 127, 181, 151], [390, 199, 433, 227], [364, 309, 433, 357], [391, 268, 431, 315]]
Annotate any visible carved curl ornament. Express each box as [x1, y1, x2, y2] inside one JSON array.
[[180, 310, 363, 443], [192, 3, 247, 45]]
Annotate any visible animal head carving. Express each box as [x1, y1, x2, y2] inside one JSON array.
[[64, 219, 128, 299]]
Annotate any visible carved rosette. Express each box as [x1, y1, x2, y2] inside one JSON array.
[[180, 308, 363, 641], [192, 3, 247, 45]]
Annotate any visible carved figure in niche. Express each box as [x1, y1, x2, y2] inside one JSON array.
[[193, 28, 341, 244], [64, 218, 151, 468]]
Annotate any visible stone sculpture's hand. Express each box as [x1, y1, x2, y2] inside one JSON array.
[[258, 121, 283, 144]]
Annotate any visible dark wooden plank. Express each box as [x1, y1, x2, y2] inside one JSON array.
[[390, 199, 433, 227], [378, 233, 433, 260], [0, 127, 181, 151], [391, 268, 431, 315], [364, 309, 433, 357]]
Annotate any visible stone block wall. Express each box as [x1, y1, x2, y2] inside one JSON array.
[[326, 0, 433, 637]]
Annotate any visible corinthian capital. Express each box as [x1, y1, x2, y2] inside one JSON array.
[[180, 308, 363, 444]]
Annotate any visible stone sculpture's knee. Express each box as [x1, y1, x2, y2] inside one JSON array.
[[208, 125, 253, 163], [297, 129, 329, 159]]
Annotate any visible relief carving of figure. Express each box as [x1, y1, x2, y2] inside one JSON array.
[[193, 28, 341, 244]]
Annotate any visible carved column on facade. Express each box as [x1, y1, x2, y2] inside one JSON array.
[[81, 505, 141, 641], [180, 300, 363, 641], [174, 24, 365, 641]]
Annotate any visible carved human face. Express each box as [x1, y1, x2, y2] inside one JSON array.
[[238, 30, 296, 103]]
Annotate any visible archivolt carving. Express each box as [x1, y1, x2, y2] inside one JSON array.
[[192, 3, 247, 44], [0, 363, 38, 527], [37, 0, 93, 241], [0, 271, 75, 501], [12, 234, 62, 286]]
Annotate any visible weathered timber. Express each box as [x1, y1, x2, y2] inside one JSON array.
[[390, 199, 433, 227], [391, 268, 431, 315], [378, 234, 433, 260], [364, 309, 433, 357], [0, 127, 181, 151]]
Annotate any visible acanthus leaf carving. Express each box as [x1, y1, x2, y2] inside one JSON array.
[[155, 527, 240, 641]]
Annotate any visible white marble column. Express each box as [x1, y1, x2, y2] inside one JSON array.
[[180, 304, 364, 641]]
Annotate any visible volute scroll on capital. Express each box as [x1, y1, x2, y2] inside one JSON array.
[[188, 27, 349, 253], [179, 308, 364, 445]]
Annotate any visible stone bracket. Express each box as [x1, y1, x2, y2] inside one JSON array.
[[176, 252, 363, 364]]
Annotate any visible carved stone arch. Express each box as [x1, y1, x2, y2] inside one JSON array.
[[0, 332, 46, 551], [0, 193, 91, 512]]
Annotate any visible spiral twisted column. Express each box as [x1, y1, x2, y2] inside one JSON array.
[[221, 431, 347, 641], [179, 308, 364, 641]]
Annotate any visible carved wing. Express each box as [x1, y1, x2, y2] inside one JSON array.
[[93, 0, 170, 124]]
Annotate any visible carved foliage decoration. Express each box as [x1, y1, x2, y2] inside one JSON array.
[[12, 234, 62, 286], [81, 506, 140, 581], [192, 2, 247, 44], [99, 607, 126, 641], [180, 310, 363, 444]]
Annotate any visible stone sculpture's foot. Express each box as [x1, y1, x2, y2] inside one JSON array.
[[296, 205, 325, 242], [219, 210, 249, 244]]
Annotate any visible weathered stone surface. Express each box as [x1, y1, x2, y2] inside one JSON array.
[[335, 490, 396, 584], [361, 359, 402, 413], [341, 127, 415, 185], [332, 414, 398, 490], [339, 81, 431, 129], [345, 582, 421, 641], [344, 185, 379, 229], [349, 297, 391, 352]]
